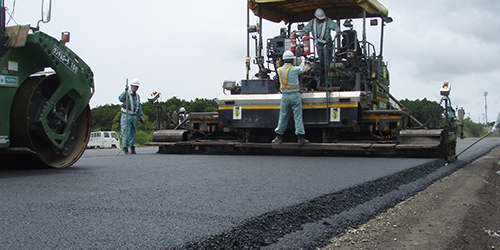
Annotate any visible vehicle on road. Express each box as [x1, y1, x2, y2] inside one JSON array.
[[87, 131, 120, 149]]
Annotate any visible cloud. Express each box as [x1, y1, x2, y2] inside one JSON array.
[[383, 0, 500, 121], [6, 0, 500, 123]]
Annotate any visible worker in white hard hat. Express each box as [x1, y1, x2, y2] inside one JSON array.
[[178, 106, 187, 123], [118, 78, 144, 154], [272, 50, 308, 145], [302, 8, 340, 77]]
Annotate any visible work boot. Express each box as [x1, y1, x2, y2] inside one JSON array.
[[130, 147, 136, 154], [297, 135, 309, 146], [272, 134, 283, 144], [123, 147, 129, 155]]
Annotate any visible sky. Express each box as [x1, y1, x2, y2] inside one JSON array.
[[6, 0, 500, 124]]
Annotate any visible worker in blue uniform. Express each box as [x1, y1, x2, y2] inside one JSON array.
[[118, 79, 144, 154], [302, 8, 340, 72], [272, 50, 308, 145]]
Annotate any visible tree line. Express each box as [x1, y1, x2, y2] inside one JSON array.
[[90, 97, 494, 146], [91, 97, 218, 145], [399, 98, 495, 138]]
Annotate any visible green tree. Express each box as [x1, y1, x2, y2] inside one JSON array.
[[163, 96, 189, 112], [188, 98, 218, 112], [91, 96, 220, 146], [91, 104, 121, 131], [111, 111, 121, 133], [400, 98, 444, 128], [141, 102, 156, 122], [462, 118, 486, 137]]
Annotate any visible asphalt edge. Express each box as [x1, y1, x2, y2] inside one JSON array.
[[179, 144, 499, 250]]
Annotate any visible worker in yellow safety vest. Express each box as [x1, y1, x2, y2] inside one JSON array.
[[272, 50, 308, 145]]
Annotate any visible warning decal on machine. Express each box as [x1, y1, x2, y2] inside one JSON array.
[[330, 107, 340, 122], [233, 106, 242, 120], [0, 75, 18, 85]]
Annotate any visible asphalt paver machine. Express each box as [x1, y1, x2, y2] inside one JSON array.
[[148, 0, 459, 159]]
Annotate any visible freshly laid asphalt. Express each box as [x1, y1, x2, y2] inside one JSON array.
[[0, 138, 498, 249]]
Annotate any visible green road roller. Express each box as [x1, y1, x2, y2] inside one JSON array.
[[0, 0, 94, 168]]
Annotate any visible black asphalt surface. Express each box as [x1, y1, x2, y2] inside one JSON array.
[[0, 138, 499, 249]]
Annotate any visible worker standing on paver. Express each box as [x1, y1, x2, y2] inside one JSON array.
[[118, 79, 144, 154], [302, 8, 340, 73], [272, 50, 308, 145]]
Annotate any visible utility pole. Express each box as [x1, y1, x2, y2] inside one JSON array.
[[484, 92, 488, 127]]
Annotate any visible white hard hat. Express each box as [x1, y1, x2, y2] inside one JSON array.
[[315, 8, 326, 20], [179, 107, 186, 113], [282, 50, 295, 60], [130, 79, 140, 87]]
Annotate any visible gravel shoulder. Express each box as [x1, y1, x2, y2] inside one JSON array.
[[322, 146, 500, 250]]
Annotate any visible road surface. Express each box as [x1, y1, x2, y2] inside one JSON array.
[[0, 138, 498, 249]]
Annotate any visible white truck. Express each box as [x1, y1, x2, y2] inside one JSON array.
[[87, 131, 120, 149]]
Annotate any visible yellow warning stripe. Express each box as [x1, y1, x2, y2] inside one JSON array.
[[219, 103, 358, 110], [218, 106, 279, 110], [360, 115, 401, 120], [303, 103, 358, 108], [376, 96, 389, 102]]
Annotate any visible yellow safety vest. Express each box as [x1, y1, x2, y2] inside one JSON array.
[[278, 65, 299, 90]]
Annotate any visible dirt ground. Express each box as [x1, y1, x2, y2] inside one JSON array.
[[322, 147, 500, 250]]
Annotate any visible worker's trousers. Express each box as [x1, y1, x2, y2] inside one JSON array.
[[275, 91, 305, 135], [121, 113, 137, 148], [317, 40, 333, 71]]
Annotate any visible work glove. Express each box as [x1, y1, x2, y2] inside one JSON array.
[[492, 125, 498, 133], [140, 118, 145, 124], [125, 84, 129, 91]]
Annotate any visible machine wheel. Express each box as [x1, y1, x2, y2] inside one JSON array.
[[10, 75, 91, 168]]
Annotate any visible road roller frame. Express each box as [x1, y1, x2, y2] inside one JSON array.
[[0, 2, 94, 168]]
